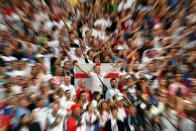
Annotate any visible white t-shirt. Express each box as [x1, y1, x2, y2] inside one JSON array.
[[89, 72, 107, 93], [60, 83, 76, 97], [67, 51, 86, 64], [46, 110, 63, 131], [33, 107, 48, 130], [82, 112, 97, 131], [48, 40, 61, 58], [117, 108, 126, 122]]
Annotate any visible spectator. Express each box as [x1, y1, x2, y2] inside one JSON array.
[[124, 106, 144, 131], [46, 102, 63, 131], [105, 78, 120, 100], [104, 106, 125, 131]]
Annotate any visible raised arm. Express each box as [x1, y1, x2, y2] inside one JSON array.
[[105, 63, 123, 75], [75, 63, 90, 75], [126, 47, 140, 60]]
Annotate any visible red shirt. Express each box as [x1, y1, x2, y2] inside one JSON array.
[[76, 87, 91, 101], [66, 117, 77, 131]]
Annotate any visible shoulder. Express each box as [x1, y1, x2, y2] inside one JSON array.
[[89, 72, 96, 76]]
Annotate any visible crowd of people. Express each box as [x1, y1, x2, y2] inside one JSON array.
[[0, 0, 195, 131]]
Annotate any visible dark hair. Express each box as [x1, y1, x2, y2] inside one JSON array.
[[87, 49, 93, 56], [110, 105, 118, 112], [110, 78, 117, 83], [92, 91, 100, 100], [85, 102, 92, 112]]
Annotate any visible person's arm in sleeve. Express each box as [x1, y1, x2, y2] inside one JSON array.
[[126, 47, 140, 60], [46, 115, 62, 129], [75, 63, 90, 75], [105, 90, 110, 100], [105, 63, 123, 76]]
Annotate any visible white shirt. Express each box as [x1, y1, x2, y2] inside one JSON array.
[[68, 52, 86, 64], [33, 107, 48, 130], [118, 0, 136, 12], [97, 111, 110, 127], [82, 112, 97, 131], [60, 83, 76, 97], [11, 85, 23, 94], [106, 88, 120, 100], [117, 108, 126, 122], [89, 72, 107, 93], [48, 40, 61, 58], [94, 18, 111, 29], [46, 110, 63, 131]]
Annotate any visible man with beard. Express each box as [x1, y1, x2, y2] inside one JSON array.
[[106, 78, 120, 100]]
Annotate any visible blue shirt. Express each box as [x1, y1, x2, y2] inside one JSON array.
[[14, 107, 29, 127]]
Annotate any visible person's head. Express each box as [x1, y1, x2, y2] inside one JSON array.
[[93, 65, 100, 74], [64, 61, 71, 70], [71, 103, 81, 118], [135, 84, 143, 96], [29, 94, 36, 102], [129, 106, 137, 116], [92, 91, 101, 101], [55, 67, 63, 76], [127, 77, 135, 87], [75, 47, 83, 57], [58, 88, 64, 97], [117, 98, 124, 108], [93, 56, 100, 64], [36, 97, 45, 108], [111, 106, 118, 119], [64, 41, 71, 49], [159, 78, 168, 87], [79, 91, 87, 103], [78, 79, 86, 88], [110, 78, 118, 88], [52, 102, 60, 114], [147, 63, 156, 72], [64, 75, 71, 85], [175, 73, 183, 82], [65, 90, 71, 99], [87, 50, 94, 59], [86, 103, 93, 113], [19, 99, 29, 108], [152, 115, 161, 124]]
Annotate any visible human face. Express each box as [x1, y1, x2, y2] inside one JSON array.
[[20, 99, 29, 108], [111, 79, 117, 88], [79, 80, 86, 88], [52, 103, 59, 113], [64, 61, 71, 70], [76, 48, 82, 57], [64, 76, 71, 85], [94, 65, 100, 74], [159, 79, 167, 87], [102, 101, 108, 110], [129, 106, 137, 116], [56, 67, 63, 76], [176, 74, 183, 82], [80, 92, 87, 102], [65, 91, 71, 99], [147, 63, 156, 72], [127, 78, 135, 87]]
